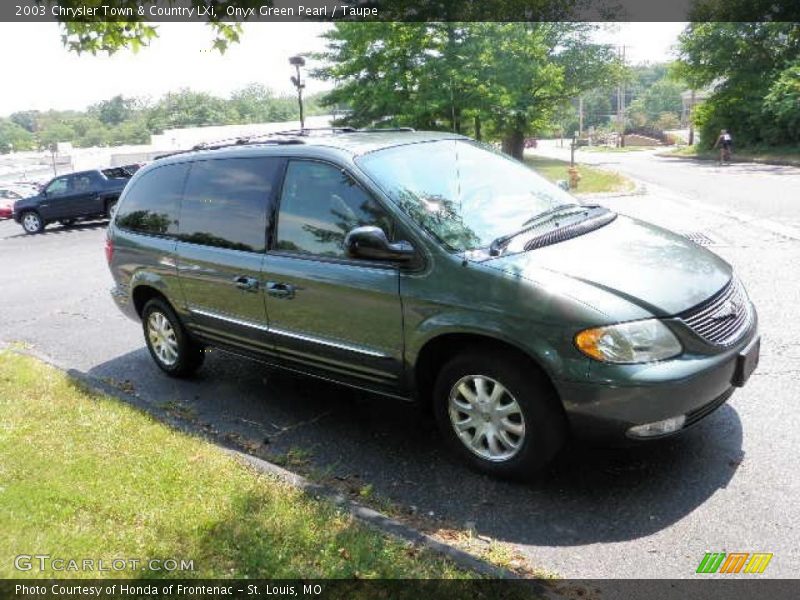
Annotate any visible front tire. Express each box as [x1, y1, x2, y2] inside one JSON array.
[[433, 350, 566, 481], [21, 211, 44, 234], [142, 298, 204, 377]]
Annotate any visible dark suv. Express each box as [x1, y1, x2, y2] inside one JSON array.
[[13, 168, 132, 234], [106, 130, 759, 479]]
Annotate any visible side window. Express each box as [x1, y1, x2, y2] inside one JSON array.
[[73, 174, 93, 192], [45, 177, 70, 196], [178, 157, 279, 253], [275, 161, 394, 257], [115, 163, 188, 236]]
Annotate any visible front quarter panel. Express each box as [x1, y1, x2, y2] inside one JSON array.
[[401, 252, 604, 387]]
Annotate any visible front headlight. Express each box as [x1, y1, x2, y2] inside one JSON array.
[[575, 319, 682, 363]]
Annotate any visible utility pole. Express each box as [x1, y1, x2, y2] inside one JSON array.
[[49, 143, 57, 176], [617, 45, 626, 148], [578, 96, 584, 138], [688, 89, 696, 146], [289, 55, 306, 130]]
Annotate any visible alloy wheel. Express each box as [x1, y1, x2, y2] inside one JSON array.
[[23, 213, 41, 233], [447, 374, 526, 462], [147, 311, 179, 366]]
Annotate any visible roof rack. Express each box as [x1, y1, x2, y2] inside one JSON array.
[[356, 127, 416, 133], [153, 126, 417, 160]]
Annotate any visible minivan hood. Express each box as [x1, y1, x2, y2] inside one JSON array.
[[485, 215, 731, 316]]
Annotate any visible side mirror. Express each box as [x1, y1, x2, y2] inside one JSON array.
[[556, 179, 570, 191], [344, 226, 416, 262]]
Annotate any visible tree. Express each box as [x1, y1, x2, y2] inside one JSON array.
[[37, 120, 76, 148], [147, 89, 237, 130], [628, 78, 684, 124], [41, 0, 598, 55], [0, 119, 35, 153], [9, 111, 40, 133], [675, 22, 800, 147], [89, 95, 137, 126], [314, 22, 616, 158], [762, 63, 800, 142], [229, 84, 297, 124]]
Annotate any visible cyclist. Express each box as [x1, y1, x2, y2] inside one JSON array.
[[714, 129, 733, 165]]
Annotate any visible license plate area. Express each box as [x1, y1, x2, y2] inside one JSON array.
[[732, 335, 760, 387]]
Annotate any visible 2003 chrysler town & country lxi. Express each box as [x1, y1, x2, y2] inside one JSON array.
[[106, 130, 760, 480]]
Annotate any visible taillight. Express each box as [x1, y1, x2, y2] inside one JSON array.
[[105, 237, 114, 264]]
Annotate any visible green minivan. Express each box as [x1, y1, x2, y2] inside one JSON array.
[[107, 130, 759, 480]]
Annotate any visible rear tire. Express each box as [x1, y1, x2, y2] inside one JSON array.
[[21, 211, 44, 234], [433, 350, 566, 481], [141, 298, 204, 377]]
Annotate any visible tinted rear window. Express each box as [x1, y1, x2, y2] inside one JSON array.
[[178, 157, 279, 253], [115, 163, 188, 236], [102, 167, 133, 179]]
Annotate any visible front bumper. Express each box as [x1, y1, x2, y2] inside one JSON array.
[[558, 327, 759, 441]]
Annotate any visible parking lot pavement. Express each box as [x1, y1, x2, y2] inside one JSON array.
[[1, 190, 798, 578]]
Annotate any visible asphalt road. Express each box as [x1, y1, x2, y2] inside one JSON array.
[[536, 139, 800, 231], [1, 153, 798, 578]]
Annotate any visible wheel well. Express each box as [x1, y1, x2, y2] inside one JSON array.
[[413, 333, 556, 406], [132, 285, 169, 318]]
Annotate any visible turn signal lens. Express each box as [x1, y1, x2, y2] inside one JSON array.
[[575, 319, 682, 364]]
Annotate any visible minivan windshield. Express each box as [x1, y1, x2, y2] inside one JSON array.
[[356, 139, 579, 251]]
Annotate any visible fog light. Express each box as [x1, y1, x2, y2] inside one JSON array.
[[627, 415, 686, 439]]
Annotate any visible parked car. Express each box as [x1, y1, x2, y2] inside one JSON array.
[[120, 163, 146, 175], [0, 184, 36, 220], [106, 130, 759, 480], [12, 168, 132, 234]]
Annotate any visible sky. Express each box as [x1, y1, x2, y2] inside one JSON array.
[[0, 22, 687, 117]]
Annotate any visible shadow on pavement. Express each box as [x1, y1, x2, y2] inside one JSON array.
[[1, 219, 108, 240], [82, 346, 743, 549]]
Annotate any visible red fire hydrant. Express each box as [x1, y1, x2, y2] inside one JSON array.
[[568, 166, 581, 190]]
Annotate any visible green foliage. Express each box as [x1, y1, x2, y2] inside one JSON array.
[[763, 63, 800, 141], [0, 119, 35, 153], [49, 1, 244, 55], [676, 22, 800, 148], [147, 89, 237, 130], [229, 83, 298, 124], [2, 86, 327, 151], [88, 94, 138, 126], [652, 111, 681, 131], [629, 79, 684, 123], [314, 23, 616, 157]]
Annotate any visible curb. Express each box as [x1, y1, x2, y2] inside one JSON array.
[[0, 343, 541, 584], [657, 151, 800, 169]]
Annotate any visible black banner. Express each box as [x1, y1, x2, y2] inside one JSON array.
[[3, 0, 800, 23], [2, 579, 800, 600]]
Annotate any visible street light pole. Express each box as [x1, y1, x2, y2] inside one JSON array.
[[289, 55, 306, 130]]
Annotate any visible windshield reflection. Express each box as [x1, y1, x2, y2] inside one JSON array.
[[357, 139, 578, 251]]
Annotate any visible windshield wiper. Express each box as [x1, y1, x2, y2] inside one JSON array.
[[489, 203, 595, 256], [520, 203, 581, 226]]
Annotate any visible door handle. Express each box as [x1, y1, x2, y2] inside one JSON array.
[[266, 281, 295, 299], [233, 275, 259, 292]]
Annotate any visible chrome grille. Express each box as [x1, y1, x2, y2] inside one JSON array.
[[679, 277, 753, 346]]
